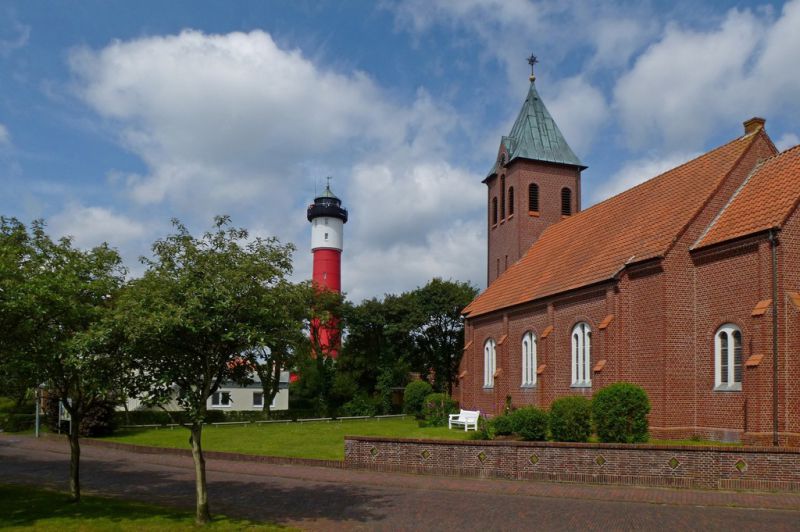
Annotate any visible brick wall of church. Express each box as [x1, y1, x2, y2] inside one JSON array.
[[486, 158, 581, 284], [460, 130, 800, 444]]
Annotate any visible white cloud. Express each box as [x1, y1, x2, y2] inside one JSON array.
[[69, 29, 485, 300], [614, 2, 800, 150], [776, 132, 800, 152], [343, 219, 486, 301], [50, 204, 148, 250], [590, 151, 698, 205], [0, 123, 9, 145], [544, 76, 609, 157]]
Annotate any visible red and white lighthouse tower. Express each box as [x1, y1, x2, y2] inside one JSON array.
[[307, 179, 348, 357]]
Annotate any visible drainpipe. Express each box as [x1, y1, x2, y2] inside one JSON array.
[[769, 230, 779, 447]]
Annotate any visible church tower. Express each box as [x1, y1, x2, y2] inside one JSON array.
[[486, 56, 586, 284]]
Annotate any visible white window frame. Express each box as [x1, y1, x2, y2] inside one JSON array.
[[484, 338, 496, 388], [211, 391, 232, 407], [521, 331, 537, 387], [714, 324, 743, 391], [571, 322, 592, 387]]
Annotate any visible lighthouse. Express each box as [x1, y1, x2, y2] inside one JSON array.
[[306, 179, 348, 357]]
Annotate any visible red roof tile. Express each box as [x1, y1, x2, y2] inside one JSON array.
[[464, 133, 762, 318], [695, 144, 800, 249]]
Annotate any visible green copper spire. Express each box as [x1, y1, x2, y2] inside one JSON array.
[[487, 71, 585, 178]]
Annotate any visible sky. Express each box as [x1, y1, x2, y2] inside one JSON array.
[[1, 0, 800, 302]]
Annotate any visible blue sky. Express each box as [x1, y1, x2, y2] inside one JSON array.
[[1, 1, 799, 301]]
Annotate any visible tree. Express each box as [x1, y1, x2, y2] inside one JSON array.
[[0, 217, 127, 502], [402, 278, 478, 393], [116, 216, 295, 524], [244, 280, 311, 419]]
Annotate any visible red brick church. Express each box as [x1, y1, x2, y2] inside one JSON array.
[[457, 72, 800, 446]]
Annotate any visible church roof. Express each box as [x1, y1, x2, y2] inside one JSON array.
[[464, 130, 765, 318], [694, 143, 800, 249], [486, 81, 584, 178]]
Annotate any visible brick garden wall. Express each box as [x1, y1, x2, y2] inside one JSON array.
[[345, 436, 800, 492]]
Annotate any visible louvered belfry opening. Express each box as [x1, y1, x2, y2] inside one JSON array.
[[529, 183, 539, 212], [508, 187, 515, 215], [561, 187, 572, 216]]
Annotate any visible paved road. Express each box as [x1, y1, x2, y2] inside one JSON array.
[[1, 435, 799, 531]]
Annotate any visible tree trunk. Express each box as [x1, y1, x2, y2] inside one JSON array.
[[189, 423, 211, 525], [68, 421, 81, 503]]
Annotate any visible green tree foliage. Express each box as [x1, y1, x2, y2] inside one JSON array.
[[403, 279, 478, 393], [593, 382, 651, 443], [244, 280, 311, 419], [421, 392, 458, 427], [0, 217, 127, 502], [549, 396, 593, 442], [336, 279, 477, 405], [116, 216, 295, 524], [402, 380, 433, 418], [509, 407, 549, 441]]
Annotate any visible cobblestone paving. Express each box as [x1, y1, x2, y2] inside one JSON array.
[[1, 434, 799, 531]]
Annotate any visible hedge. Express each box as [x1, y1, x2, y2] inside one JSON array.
[[593, 382, 651, 443], [549, 396, 592, 442]]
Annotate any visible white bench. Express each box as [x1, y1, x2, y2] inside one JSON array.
[[448, 409, 480, 431]]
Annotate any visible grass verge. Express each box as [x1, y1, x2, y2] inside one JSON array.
[[0, 483, 286, 531], [104, 417, 472, 461]]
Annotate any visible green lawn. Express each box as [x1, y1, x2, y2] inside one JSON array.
[[0, 484, 286, 531], [104, 417, 473, 461]]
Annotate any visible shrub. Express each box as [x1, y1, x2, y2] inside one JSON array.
[[470, 416, 496, 440], [403, 380, 433, 418], [593, 382, 651, 443], [509, 407, 548, 441], [549, 396, 593, 442], [1, 413, 35, 432], [78, 400, 118, 437], [340, 395, 378, 417], [421, 392, 458, 427], [489, 414, 514, 436]]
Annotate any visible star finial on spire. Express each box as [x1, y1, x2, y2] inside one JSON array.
[[527, 54, 538, 82]]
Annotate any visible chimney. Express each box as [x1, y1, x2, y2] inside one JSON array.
[[743, 117, 766, 135]]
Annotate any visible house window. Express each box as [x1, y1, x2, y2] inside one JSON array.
[[492, 197, 498, 225], [484, 338, 496, 388], [521, 332, 537, 386], [253, 392, 264, 407], [528, 183, 539, 212], [211, 391, 231, 407], [508, 186, 515, 215], [500, 176, 506, 219], [561, 188, 572, 216], [715, 324, 743, 390], [571, 322, 591, 387], [324, 232, 329, 240]]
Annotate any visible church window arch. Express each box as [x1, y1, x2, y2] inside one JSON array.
[[521, 332, 536, 386], [714, 324, 742, 390], [561, 188, 572, 216], [528, 183, 539, 212], [571, 322, 591, 387], [484, 338, 497, 388], [508, 186, 515, 216], [500, 176, 506, 219]]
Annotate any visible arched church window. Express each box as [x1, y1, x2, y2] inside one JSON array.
[[508, 187, 515, 216], [528, 183, 539, 212], [715, 324, 742, 390], [561, 188, 572, 216], [500, 176, 506, 219], [492, 197, 498, 225], [571, 322, 591, 387], [484, 338, 497, 388], [521, 332, 536, 386]]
